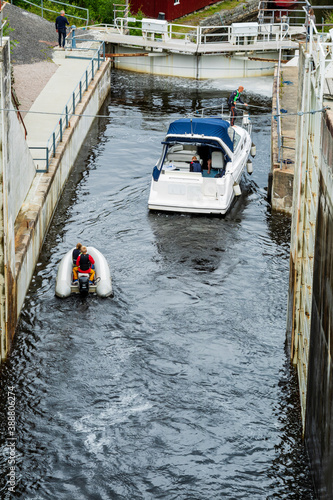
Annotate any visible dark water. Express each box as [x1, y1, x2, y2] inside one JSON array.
[[0, 72, 315, 499]]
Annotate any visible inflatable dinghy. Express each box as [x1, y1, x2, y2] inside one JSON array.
[[55, 246, 113, 298]]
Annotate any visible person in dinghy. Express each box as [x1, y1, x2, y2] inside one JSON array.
[[73, 246, 95, 285], [72, 242, 82, 265]]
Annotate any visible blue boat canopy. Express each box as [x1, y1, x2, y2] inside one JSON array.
[[166, 117, 233, 152]]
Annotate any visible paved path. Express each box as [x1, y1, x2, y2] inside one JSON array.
[[24, 47, 97, 150]]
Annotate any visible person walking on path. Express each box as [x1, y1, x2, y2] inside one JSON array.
[[55, 10, 69, 48], [228, 86, 248, 126]]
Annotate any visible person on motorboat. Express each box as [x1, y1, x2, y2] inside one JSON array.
[[72, 242, 82, 265], [197, 146, 212, 174], [228, 86, 248, 126], [190, 156, 202, 172], [73, 246, 95, 284]]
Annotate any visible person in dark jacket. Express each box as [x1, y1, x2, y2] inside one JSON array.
[[228, 86, 248, 126], [190, 155, 202, 173], [55, 10, 69, 48], [73, 246, 95, 284], [72, 242, 82, 265]]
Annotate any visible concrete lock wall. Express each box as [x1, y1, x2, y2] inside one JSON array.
[[0, 38, 21, 358], [108, 44, 276, 79], [287, 43, 333, 498], [305, 111, 333, 500], [0, 38, 111, 360]]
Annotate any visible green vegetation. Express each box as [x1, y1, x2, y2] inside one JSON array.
[[324, 11, 333, 31], [12, 0, 244, 28], [66, 0, 123, 24], [13, 0, 125, 25], [14, 0, 244, 26], [3, 18, 18, 48], [131, 0, 244, 37], [171, 0, 245, 27]]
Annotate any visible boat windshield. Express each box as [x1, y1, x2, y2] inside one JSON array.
[[228, 128, 241, 151], [163, 139, 226, 151]]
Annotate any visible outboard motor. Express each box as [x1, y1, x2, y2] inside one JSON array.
[[78, 274, 90, 296]]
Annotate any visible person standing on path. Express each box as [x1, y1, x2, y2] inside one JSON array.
[[306, 8, 316, 41], [55, 10, 69, 48], [228, 86, 248, 126]]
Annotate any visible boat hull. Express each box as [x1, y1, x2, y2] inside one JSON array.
[[55, 246, 113, 298], [148, 123, 251, 215]]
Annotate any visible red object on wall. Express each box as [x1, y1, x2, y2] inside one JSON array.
[[273, 0, 297, 8], [130, 0, 220, 21]]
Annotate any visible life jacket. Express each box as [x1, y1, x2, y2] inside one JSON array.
[[79, 253, 90, 271], [72, 248, 81, 265], [228, 90, 239, 106], [190, 161, 201, 172]]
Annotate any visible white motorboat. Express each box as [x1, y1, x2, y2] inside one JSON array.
[[55, 246, 113, 298], [148, 112, 255, 215]]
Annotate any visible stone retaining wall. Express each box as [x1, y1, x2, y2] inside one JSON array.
[[199, 0, 259, 27]]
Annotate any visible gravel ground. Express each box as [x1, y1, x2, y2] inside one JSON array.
[[6, 3, 96, 114], [4, 3, 58, 64], [12, 61, 58, 116], [5, 3, 63, 114]]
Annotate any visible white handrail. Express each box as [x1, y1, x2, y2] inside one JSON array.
[[113, 18, 296, 47]]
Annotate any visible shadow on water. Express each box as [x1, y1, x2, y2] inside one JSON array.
[[149, 212, 228, 273], [266, 356, 316, 499]]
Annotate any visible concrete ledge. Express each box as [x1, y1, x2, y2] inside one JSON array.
[[14, 59, 111, 321], [271, 167, 294, 213]]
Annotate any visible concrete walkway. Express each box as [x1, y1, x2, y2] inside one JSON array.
[[24, 44, 100, 167], [270, 61, 298, 213]]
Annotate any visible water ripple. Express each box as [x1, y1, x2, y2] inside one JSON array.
[[0, 71, 315, 499]]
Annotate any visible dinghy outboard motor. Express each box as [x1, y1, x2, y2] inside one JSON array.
[[78, 274, 90, 296]]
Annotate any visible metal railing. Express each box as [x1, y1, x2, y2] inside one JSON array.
[[274, 6, 333, 169], [0, 0, 6, 47], [276, 48, 283, 168], [192, 103, 228, 119], [113, 2, 127, 23], [258, 0, 309, 27], [258, 0, 333, 32], [31, 41, 105, 173], [10, 0, 89, 26], [114, 18, 296, 47], [305, 11, 333, 149]]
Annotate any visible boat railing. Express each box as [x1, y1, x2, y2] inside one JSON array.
[[192, 103, 228, 118], [191, 103, 252, 122]]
